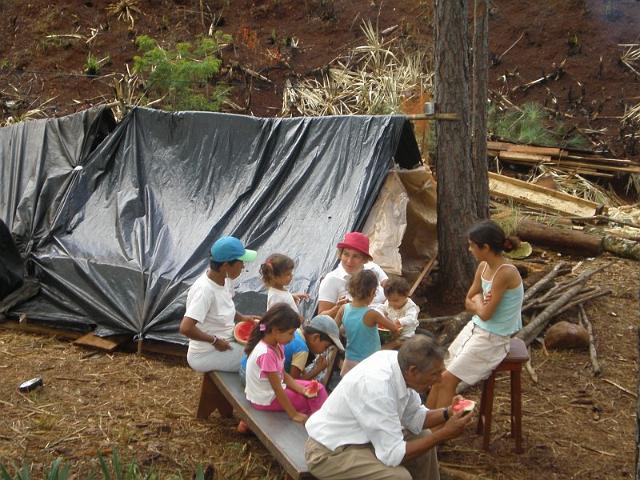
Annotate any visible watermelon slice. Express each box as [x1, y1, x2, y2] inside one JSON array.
[[452, 398, 476, 416], [305, 380, 321, 397], [233, 320, 255, 345]]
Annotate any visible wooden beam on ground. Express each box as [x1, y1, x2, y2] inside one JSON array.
[[0, 318, 85, 340], [489, 172, 600, 217], [73, 332, 129, 352]]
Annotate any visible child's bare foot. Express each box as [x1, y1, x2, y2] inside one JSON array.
[[237, 420, 251, 434]]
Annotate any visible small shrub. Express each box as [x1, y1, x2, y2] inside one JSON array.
[[133, 34, 231, 111], [488, 102, 588, 148]]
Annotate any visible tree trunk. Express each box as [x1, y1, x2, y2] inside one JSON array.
[[471, 0, 489, 220], [434, 0, 478, 301]]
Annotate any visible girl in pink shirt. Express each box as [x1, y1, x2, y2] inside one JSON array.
[[244, 303, 328, 424]]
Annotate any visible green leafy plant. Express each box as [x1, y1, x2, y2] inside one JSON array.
[[132, 34, 231, 111], [488, 102, 588, 148], [1, 457, 70, 480]]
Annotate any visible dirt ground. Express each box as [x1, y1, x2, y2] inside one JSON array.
[[1, 255, 638, 479], [1, 1, 639, 158]]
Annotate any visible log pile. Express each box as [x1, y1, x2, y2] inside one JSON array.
[[488, 140, 640, 178], [517, 262, 610, 346]]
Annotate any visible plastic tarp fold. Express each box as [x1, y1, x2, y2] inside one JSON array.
[[3, 107, 420, 344], [0, 107, 116, 257]]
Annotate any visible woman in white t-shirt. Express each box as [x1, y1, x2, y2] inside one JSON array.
[[317, 232, 388, 318], [179, 236, 260, 372], [260, 253, 309, 321]]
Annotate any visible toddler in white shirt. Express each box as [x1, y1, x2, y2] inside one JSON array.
[[374, 277, 420, 349]]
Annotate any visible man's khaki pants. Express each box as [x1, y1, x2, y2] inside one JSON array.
[[304, 431, 439, 480]]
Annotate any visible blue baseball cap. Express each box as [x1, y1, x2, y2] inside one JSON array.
[[210, 236, 257, 263]]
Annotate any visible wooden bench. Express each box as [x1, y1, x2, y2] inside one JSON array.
[[197, 371, 316, 480]]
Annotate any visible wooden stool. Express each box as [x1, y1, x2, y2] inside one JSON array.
[[476, 337, 529, 453]]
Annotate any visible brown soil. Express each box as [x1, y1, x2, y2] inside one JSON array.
[[1, 255, 638, 478], [1, 1, 639, 158]]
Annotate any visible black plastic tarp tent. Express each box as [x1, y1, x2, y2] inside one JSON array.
[[1, 107, 421, 344]]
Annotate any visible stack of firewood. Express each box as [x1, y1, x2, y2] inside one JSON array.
[[488, 140, 640, 178]]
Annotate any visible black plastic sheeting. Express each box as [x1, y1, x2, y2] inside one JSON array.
[[0, 107, 116, 257], [0, 220, 23, 300], [1, 107, 421, 344]]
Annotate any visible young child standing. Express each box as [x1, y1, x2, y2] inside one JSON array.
[[427, 220, 524, 411], [335, 270, 400, 376], [375, 277, 420, 349], [245, 303, 328, 424], [260, 253, 309, 316]]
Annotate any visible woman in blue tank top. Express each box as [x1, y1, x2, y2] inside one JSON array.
[[427, 220, 524, 411]]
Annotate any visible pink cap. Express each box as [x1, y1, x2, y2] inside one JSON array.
[[336, 232, 371, 259]]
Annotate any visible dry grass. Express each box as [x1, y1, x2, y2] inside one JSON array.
[[0, 334, 280, 478], [530, 166, 622, 206], [281, 21, 432, 116], [106, 0, 142, 29], [620, 44, 640, 78]]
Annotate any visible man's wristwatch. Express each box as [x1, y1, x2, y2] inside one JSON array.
[[443, 407, 450, 422], [211, 336, 218, 346]]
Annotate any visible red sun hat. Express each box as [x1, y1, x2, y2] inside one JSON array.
[[337, 232, 371, 259]]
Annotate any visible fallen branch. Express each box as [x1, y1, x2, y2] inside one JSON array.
[[522, 261, 568, 303], [553, 288, 612, 317], [525, 356, 538, 384], [602, 378, 637, 399], [517, 282, 585, 346], [579, 305, 602, 376]]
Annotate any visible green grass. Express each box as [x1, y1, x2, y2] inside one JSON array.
[[0, 451, 210, 480]]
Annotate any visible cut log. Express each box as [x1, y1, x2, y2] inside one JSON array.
[[579, 305, 601, 376], [516, 219, 603, 256], [603, 235, 640, 261]]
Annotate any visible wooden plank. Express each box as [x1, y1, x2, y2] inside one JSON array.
[[488, 141, 560, 156], [498, 151, 552, 163], [488, 172, 599, 217], [409, 256, 437, 297], [73, 332, 129, 352], [210, 372, 315, 480], [0, 319, 85, 340]]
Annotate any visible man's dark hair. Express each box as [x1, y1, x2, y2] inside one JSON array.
[[209, 258, 241, 271], [398, 335, 445, 373]]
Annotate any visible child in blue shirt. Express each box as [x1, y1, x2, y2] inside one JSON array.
[[335, 270, 399, 377]]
